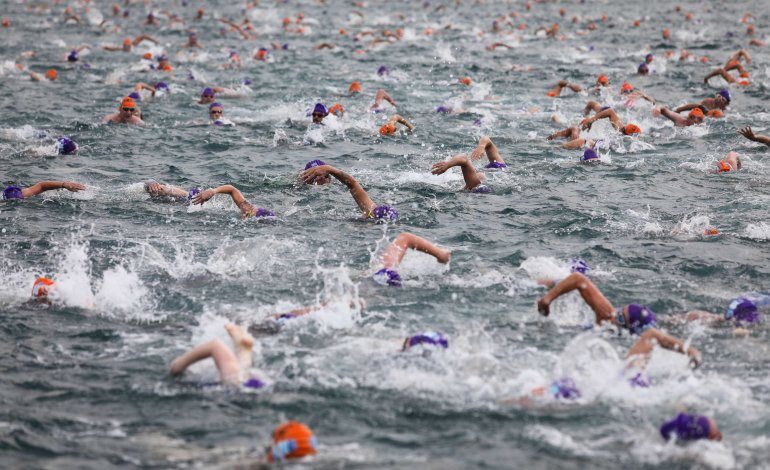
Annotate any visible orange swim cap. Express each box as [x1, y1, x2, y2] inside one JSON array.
[[633, 20, 641, 27], [380, 123, 397, 135], [267, 421, 317, 462], [339, 27, 346, 35], [123, 38, 132, 46], [546, 90, 557, 97], [45, 69, 57, 80], [700, 56, 709, 63], [349, 81, 362, 93], [716, 160, 732, 172], [282, 17, 291, 26], [597, 74, 609, 86], [707, 109, 724, 118], [2, 18, 9, 27], [32, 277, 55, 299], [143, 52, 152, 60], [623, 123, 641, 135], [459, 77, 472, 86], [256, 49, 268, 60], [121, 97, 136, 109], [328, 103, 344, 116], [688, 108, 704, 119], [738, 79, 750, 87], [159, 63, 172, 72], [620, 82, 634, 94], [740, 71, 749, 78], [704, 228, 719, 235]]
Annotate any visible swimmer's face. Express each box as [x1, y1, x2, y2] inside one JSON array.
[[120, 105, 135, 118], [715, 95, 727, 108], [312, 112, 325, 124], [691, 115, 704, 125], [209, 106, 224, 119], [200, 95, 215, 104]]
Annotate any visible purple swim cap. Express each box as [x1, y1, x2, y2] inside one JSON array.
[[637, 63, 649, 75], [253, 208, 275, 218], [243, 78, 253, 85], [209, 102, 223, 110], [56, 136, 78, 155], [377, 65, 390, 76], [373, 268, 402, 287], [304, 159, 326, 170], [67, 50, 78, 62], [403, 331, 449, 350], [581, 148, 599, 162], [282, 43, 289, 50], [157, 55, 168, 62], [549, 377, 581, 400], [243, 377, 265, 389], [569, 259, 590, 274], [718, 89, 731, 103], [128, 91, 141, 101], [187, 188, 201, 201], [485, 161, 507, 169], [312, 103, 328, 116], [471, 184, 491, 194], [626, 304, 657, 334], [3, 185, 24, 200], [213, 120, 224, 126], [155, 82, 169, 90], [629, 371, 651, 388], [201, 87, 215, 97], [371, 205, 399, 221], [725, 298, 760, 323], [645, 53, 653, 62], [660, 413, 711, 441], [436, 106, 452, 114]]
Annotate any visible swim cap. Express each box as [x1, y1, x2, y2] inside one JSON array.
[[157, 55, 168, 62], [471, 184, 491, 194], [121, 97, 136, 109], [435, 106, 452, 114], [379, 123, 397, 135], [143, 52, 152, 60], [32, 277, 55, 298], [377, 65, 390, 76], [707, 109, 724, 118], [549, 377, 581, 400], [243, 79, 252, 86], [128, 91, 141, 102], [402, 332, 449, 350], [212, 120, 224, 126], [628, 372, 651, 388], [208, 102, 223, 110], [155, 82, 169, 91], [56, 136, 78, 155], [645, 53, 653, 62], [717, 89, 731, 103], [349, 81, 362, 93], [303, 160, 326, 171], [268, 421, 317, 462], [688, 108, 704, 120], [599, 105, 612, 111], [569, 259, 590, 274], [45, 69, 57, 80], [3, 185, 23, 200], [660, 413, 712, 441], [546, 91, 558, 98], [256, 48, 268, 60], [67, 50, 78, 62], [229, 50, 239, 59], [371, 205, 399, 221], [620, 82, 634, 94], [123, 38, 132, 46], [716, 160, 732, 173], [373, 268, 402, 287], [637, 63, 649, 75], [597, 74, 609, 86], [485, 161, 508, 169], [581, 148, 599, 162], [242, 377, 265, 389], [253, 208, 275, 218], [725, 297, 760, 323], [328, 103, 345, 116], [312, 103, 328, 117], [740, 71, 749, 78], [459, 77, 472, 86], [187, 188, 201, 202], [623, 124, 641, 136], [201, 87, 215, 98], [626, 304, 657, 334]]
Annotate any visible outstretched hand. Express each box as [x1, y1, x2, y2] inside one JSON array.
[[738, 126, 756, 141], [687, 347, 702, 369], [537, 297, 551, 317], [580, 118, 593, 131], [431, 161, 452, 175], [191, 188, 214, 205], [301, 165, 331, 184], [63, 182, 86, 192]]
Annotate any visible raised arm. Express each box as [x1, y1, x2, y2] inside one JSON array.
[[431, 154, 484, 190], [673, 103, 699, 113], [133, 82, 157, 95], [389, 114, 414, 131], [704, 68, 735, 84], [22, 181, 85, 198], [581, 108, 622, 130], [658, 107, 686, 126], [537, 272, 616, 323], [300, 165, 376, 215], [192, 184, 251, 215], [133, 34, 159, 45], [372, 89, 396, 109], [380, 232, 451, 268], [738, 126, 770, 146], [470, 136, 504, 163], [626, 328, 701, 368]]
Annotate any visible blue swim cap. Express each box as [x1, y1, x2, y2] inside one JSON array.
[[626, 304, 657, 334], [436, 106, 452, 114], [67, 50, 78, 62], [485, 161, 507, 169], [243, 377, 265, 389], [201, 87, 215, 97], [377, 66, 390, 76], [549, 377, 581, 400], [187, 188, 201, 202], [371, 205, 399, 221], [128, 91, 141, 101], [155, 81, 169, 91], [304, 159, 326, 170], [725, 298, 760, 323], [402, 331, 449, 350], [253, 208, 275, 218], [660, 413, 712, 441], [56, 136, 78, 155], [718, 89, 731, 103], [156, 55, 168, 62], [568, 259, 590, 274], [373, 268, 401, 287], [312, 103, 328, 116], [471, 184, 491, 194], [3, 186, 23, 200], [581, 148, 599, 162]]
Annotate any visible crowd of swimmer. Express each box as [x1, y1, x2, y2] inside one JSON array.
[[5, 0, 770, 463]]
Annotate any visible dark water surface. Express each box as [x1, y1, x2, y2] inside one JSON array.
[[1, 0, 770, 468]]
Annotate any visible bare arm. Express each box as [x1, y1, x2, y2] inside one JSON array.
[[674, 103, 699, 113], [390, 114, 414, 131], [300, 165, 376, 214], [704, 68, 735, 84], [581, 109, 622, 130], [537, 272, 616, 323], [22, 181, 85, 198], [431, 154, 484, 190], [380, 232, 451, 268], [470, 136, 504, 163], [659, 107, 686, 126], [133, 34, 159, 45], [134, 82, 156, 95], [372, 89, 396, 109], [738, 126, 770, 146], [144, 181, 188, 198], [192, 184, 252, 216], [626, 328, 702, 368]]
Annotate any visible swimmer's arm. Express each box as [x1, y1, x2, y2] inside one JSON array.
[[659, 107, 686, 126], [470, 136, 504, 162], [391, 115, 414, 132], [133, 34, 159, 45], [315, 43, 335, 50], [102, 45, 123, 52], [674, 103, 699, 113], [431, 154, 484, 190], [22, 181, 85, 198], [627, 329, 702, 368], [300, 165, 376, 214], [144, 181, 188, 199], [373, 89, 396, 109], [582, 109, 621, 130], [704, 68, 735, 84], [738, 126, 770, 146], [134, 82, 156, 95], [734, 49, 752, 64], [29, 71, 42, 82], [193, 185, 252, 214], [380, 232, 451, 268], [632, 91, 656, 104]]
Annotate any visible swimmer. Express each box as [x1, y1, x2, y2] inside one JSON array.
[[55, 136, 78, 155], [674, 89, 730, 113], [401, 331, 449, 351], [208, 103, 231, 126], [192, 184, 274, 219], [660, 413, 722, 442], [102, 35, 158, 52], [156, 55, 172, 72], [588, 74, 611, 94], [311, 103, 328, 124], [536, 259, 591, 288], [546, 80, 582, 98], [373, 232, 451, 286], [685, 293, 766, 327], [2, 180, 85, 201], [430, 136, 506, 192], [547, 125, 593, 149], [29, 68, 58, 82], [371, 88, 397, 111], [328, 103, 344, 117], [300, 160, 330, 185], [580, 108, 642, 136], [31, 276, 56, 302], [199, 87, 219, 104], [169, 323, 265, 389], [348, 81, 362, 96], [738, 126, 770, 147], [219, 18, 255, 40], [708, 151, 742, 173], [144, 181, 200, 202], [299, 164, 399, 221], [64, 45, 90, 62], [184, 31, 202, 48], [267, 421, 317, 462], [653, 106, 704, 127], [704, 67, 750, 86], [103, 97, 144, 125], [379, 115, 414, 135]]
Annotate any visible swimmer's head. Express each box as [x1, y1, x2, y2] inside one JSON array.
[[200, 88, 215, 103], [550, 377, 581, 400], [56, 136, 78, 155], [626, 303, 657, 334], [32, 277, 55, 299], [328, 103, 344, 116], [485, 161, 507, 169], [373, 268, 401, 287], [717, 89, 731, 104], [581, 148, 599, 162], [3, 185, 23, 200], [569, 259, 590, 274], [122, 38, 132, 47], [120, 97, 136, 116], [242, 377, 265, 389], [379, 123, 397, 135], [67, 50, 78, 62], [596, 74, 609, 86], [312, 103, 328, 123], [435, 106, 452, 114], [637, 63, 649, 75], [622, 124, 641, 136], [459, 76, 472, 86], [645, 53, 654, 63], [155, 82, 169, 92], [208, 102, 224, 119], [304, 159, 326, 170], [252, 207, 275, 218], [660, 413, 719, 441], [45, 69, 57, 81], [187, 188, 201, 202], [707, 109, 724, 118], [267, 421, 317, 462], [402, 332, 449, 351], [143, 52, 152, 60], [725, 298, 761, 323], [370, 204, 399, 222], [256, 48, 268, 60], [128, 91, 141, 102], [377, 65, 390, 76], [471, 184, 491, 194], [620, 82, 634, 94], [688, 107, 704, 123], [348, 81, 362, 94]]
